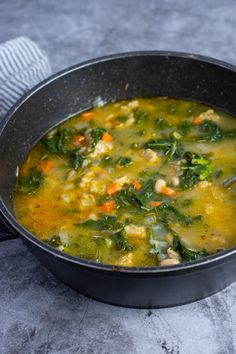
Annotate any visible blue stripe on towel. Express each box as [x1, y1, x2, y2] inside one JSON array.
[[0, 37, 51, 119]]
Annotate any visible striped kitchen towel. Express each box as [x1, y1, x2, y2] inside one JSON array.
[[0, 37, 51, 120]]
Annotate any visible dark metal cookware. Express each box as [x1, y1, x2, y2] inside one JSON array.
[[1, 51, 236, 308]]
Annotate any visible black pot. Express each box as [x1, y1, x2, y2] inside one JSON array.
[[1, 51, 236, 308]]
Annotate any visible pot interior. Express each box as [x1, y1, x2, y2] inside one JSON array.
[[1, 53, 236, 215]]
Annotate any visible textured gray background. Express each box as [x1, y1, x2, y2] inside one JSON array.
[[1, 0, 236, 353]]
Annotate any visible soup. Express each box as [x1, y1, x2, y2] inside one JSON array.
[[14, 98, 236, 267]]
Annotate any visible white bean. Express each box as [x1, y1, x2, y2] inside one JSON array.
[[171, 176, 180, 186], [154, 179, 166, 193], [159, 258, 180, 266]]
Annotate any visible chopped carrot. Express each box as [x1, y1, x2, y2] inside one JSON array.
[[41, 160, 53, 174], [107, 182, 122, 195], [80, 111, 94, 121], [73, 134, 86, 145], [99, 200, 116, 212], [102, 132, 113, 143], [161, 186, 176, 197], [133, 179, 142, 190], [193, 116, 202, 125], [150, 201, 162, 208]]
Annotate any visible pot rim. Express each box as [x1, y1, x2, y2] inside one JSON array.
[[1, 50, 236, 275]]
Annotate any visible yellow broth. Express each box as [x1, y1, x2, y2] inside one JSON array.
[[14, 98, 236, 266]]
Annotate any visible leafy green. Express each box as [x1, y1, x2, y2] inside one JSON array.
[[180, 151, 213, 189], [42, 128, 72, 154], [115, 185, 139, 209], [116, 156, 133, 166], [149, 238, 168, 257], [115, 179, 155, 211], [155, 116, 171, 130], [16, 169, 44, 194], [199, 119, 223, 142], [42, 128, 86, 170], [143, 138, 183, 160], [82, 215, 122, 232], [223, 129, 236, 139], [178, 121, 192, 136], [194, 119, 236, 142], [90, 127, 106, 147], [79, 215, 133, 251], [115, 172, 164, 211], [112, 230, 133, 251], [133, 108, 149, 124], [70, 150, 86, 169], [154, 202, 202, 228], [172, 234, 208, 261], [135, 177, 157, 210]]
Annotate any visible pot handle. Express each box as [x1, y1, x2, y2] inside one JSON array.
[[0, 214, 18, 241]]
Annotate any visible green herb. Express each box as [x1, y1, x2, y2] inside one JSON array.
[[116, 156, 133, 166], [155, 116, 170, 130], [178, 121, 192, 136], [143, 138, 183, 160], [172, 234, 208, 261], [90, 127, 106, 147], [199, 119, 223, 142], [16, 169, 44, 194], [180, 151, 212, 189], [133, 108, 149, 124], [112, 230, 133, 251]]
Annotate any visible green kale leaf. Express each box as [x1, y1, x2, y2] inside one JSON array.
[[172, 234, 208, 261], [143, 138, 183, 160], [180, 151, 212, 189], [16, 169, 44, 194]]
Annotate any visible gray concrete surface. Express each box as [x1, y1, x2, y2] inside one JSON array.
[[1, 0, 236, 353]]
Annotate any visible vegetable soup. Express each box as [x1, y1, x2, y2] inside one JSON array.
[[14, 98, 236, 267]]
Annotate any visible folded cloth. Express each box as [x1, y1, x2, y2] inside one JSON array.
[[0, 37, 51, 120]]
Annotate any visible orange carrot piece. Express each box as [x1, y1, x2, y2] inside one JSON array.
[[193, 116, 202, 125], [150, 201, 162, 208], [133, 179, 142, 190], [41, 160, 53, 174], [161, 186, 176, 197], [80, 111, 94, 121], [99, 200, 116, 212], [107, 182, 122, 195], [102, 132, 113, 143], [73, 134, 86, 144]]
